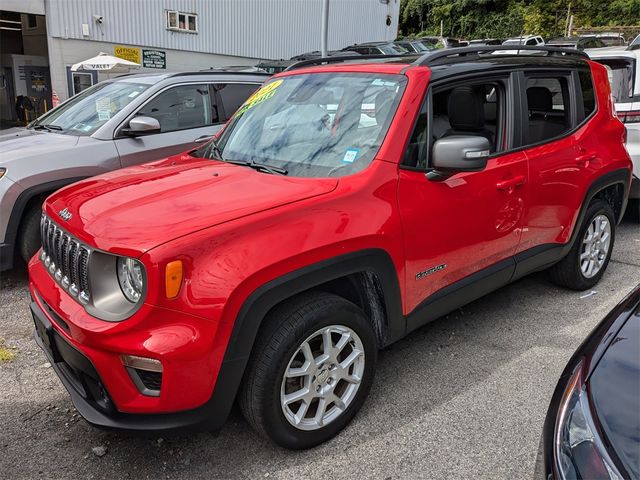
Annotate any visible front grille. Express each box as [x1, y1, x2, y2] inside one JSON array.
[[40, 215, 92, 305]]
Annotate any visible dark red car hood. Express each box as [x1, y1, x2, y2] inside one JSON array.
[[45, 154, 337, 256]]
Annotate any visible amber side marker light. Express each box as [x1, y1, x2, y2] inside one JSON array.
[[165, 260, 183, 299]]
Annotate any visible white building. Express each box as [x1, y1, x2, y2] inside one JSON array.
[[0, 0, 400, 123]]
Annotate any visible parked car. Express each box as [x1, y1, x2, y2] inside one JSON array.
[[341, 41, 410, 55], [585, 32, 627, 47], [468, 38, 504, 46], [255, 59, 295, 74], [0, 70, 267, 271], [29, 46, 632, 449], [418, 36, 461, 49], [290, 50, 361, 61], [493, 35, 545, 55], [542, 284, 640, 480], [587, 46, 640, 202], [393, 39, 432, 53], [630, 34, 640, 49], [547, 36, 607, 50]]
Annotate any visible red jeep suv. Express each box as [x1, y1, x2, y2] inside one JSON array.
[[29, 46, 632, 449]]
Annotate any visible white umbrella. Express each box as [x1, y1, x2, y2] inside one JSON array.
[[71, 52, 140, 73]]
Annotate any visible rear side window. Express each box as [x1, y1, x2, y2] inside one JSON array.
[[578, 70, 596, 118], [215, 83, 260, 120], [524, 76, 572, 145], [138, 84, 215, 132]]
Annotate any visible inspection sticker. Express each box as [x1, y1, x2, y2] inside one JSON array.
[[343, 148, 359, 163]]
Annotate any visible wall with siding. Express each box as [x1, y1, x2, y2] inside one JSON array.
[[45, 0, 400, 60]]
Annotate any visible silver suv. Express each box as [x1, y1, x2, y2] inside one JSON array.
[[0, 71, 267, 270]]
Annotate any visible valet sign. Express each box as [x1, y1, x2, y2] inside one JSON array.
[[143, 50, 166, 69]]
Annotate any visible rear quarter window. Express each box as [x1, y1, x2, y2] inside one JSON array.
[[578, 70, 596, 118]]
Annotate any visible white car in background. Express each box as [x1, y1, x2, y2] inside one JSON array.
[[587, 46, 640, 202], [493, 35, 545, 55]]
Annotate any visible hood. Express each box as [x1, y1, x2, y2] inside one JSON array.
[[588, 311, 640, 479], [0, 128, 80, 166], [45, 154, 338, 255]]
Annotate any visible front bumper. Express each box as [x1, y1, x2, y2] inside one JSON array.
[[29, 255, 240, 433]]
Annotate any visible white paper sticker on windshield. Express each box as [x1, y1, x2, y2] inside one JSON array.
[[95, 97, 110, 112], [343, 148, 359, 163], [128, 91, 140, 98]]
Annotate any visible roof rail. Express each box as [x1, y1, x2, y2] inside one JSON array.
[[414, 45, 589, 66], [284, 54, 411, 72]]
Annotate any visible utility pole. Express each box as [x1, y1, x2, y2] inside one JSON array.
[[321, 0, 329, 57], [565, 2, 572, 37], [440, 20, 443, 37]]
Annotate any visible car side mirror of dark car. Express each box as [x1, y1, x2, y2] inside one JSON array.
[[122, 116, 161, 136], [427, 135, 491, 180]]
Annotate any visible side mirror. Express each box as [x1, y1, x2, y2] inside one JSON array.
[[429, 135, 491, 179], [122, 116, 161, 136]]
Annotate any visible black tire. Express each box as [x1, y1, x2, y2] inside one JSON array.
[[18, 204, 42, 264], [239, 292, 377, 449], [549, 199, 616, 290]]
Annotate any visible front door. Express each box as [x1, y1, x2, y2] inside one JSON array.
[[398, 76, 527, 315]]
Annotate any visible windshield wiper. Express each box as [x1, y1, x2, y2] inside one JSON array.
[[208, 138, 225, 161], [225, 159, 288, 176], [32, 124, 63, 132]]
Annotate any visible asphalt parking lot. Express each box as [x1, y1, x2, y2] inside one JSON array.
[[1, 217, 638, 480]]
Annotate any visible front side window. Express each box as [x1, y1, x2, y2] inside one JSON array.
[[524, 76, 572, 145], [29, 81, 150, 136], [404, 81, 505, 169], [198, 73, 407, 177], [137, 84, 214, 133]]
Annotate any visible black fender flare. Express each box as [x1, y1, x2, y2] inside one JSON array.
[[1, 177, 87, 270], [201, 248, 404, 430]]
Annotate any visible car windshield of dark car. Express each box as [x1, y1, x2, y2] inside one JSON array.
[[380, 43, 409, 55], [29, 81, 150, 136], [203, 73, 407, 178]]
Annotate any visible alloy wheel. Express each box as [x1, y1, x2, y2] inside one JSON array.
[[280, 325, 365, 431], [579, 214, 611, 278]]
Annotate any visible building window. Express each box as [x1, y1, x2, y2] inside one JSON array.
[[166, 10, 197, 33], [27, 14, 38, 29]]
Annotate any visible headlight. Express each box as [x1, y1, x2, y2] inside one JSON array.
[[117, 257, 145, 303], [554, 362, 622, 480]]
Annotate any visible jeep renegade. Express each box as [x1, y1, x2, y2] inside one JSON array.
[[29, 46, 632, 449]]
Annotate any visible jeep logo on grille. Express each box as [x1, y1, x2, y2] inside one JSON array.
[[58, 208, 72, 222]]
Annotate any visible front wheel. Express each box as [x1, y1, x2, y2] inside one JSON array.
[[549, 199, 616, 290], [239, 292, 377, 449]]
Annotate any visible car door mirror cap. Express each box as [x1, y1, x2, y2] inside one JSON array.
[[123, 116, 161, 136], [429, 135, 491, 180]]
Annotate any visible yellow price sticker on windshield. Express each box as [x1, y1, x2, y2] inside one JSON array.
[[236, 79, 283, 116]]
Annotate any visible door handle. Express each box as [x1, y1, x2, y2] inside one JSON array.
[[194, 135, 212, 143], [496, 175, 526, 191]]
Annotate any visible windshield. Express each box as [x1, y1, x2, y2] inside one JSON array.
[[196, 73, 407, 178], [597, 58, 635, 103], [380, 44, 409, 55], [30, 81, 150, 136]]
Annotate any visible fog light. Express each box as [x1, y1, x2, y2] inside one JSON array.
[[121, 354, 162, 372]]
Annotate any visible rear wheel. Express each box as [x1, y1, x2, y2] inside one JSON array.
[[239, 292, 377, 449], [549, 199, 615, 290]]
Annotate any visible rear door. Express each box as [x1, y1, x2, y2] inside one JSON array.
[[516, 70, 586, 252], [398, 73, 528, 314]]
